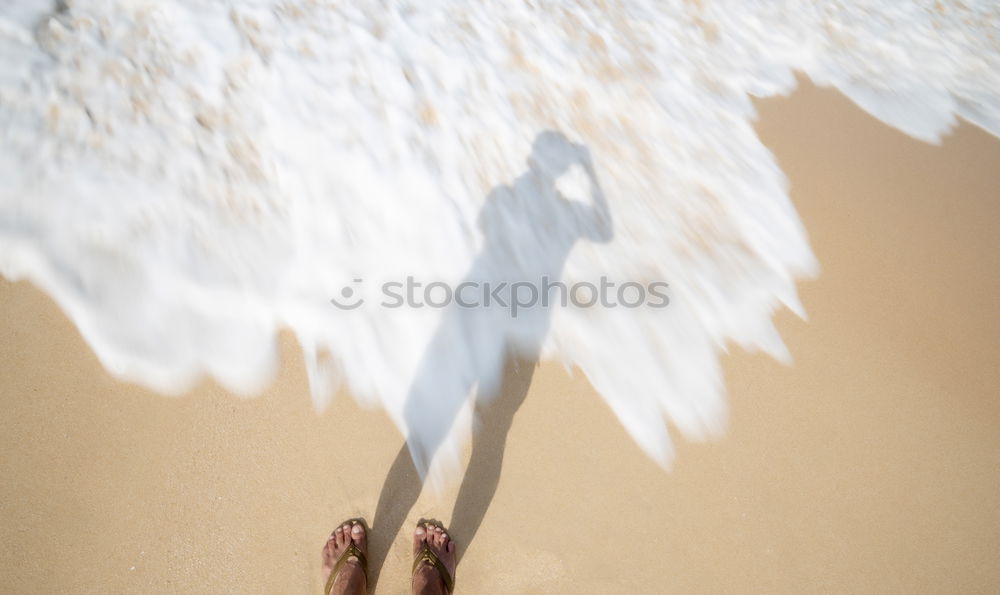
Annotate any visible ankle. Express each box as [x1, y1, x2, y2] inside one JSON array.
[[332, 559, 366, 595], [412, 564, 445, 595]]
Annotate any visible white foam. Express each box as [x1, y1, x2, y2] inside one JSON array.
[[1, 0, 997, 480]]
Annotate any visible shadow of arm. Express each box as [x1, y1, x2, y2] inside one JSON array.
[[577, 146, 614, 243]]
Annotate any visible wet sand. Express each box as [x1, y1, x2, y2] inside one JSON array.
[[2, 79, 998, 593]]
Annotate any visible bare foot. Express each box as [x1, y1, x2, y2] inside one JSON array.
[[412, 521, 457, 595], [321, 520, 368, 595]]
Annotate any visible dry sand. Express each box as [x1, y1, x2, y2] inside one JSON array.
[[2, 80, 998, 593]]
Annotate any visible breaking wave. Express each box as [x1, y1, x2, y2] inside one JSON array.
[[1, 0, 997, 479]]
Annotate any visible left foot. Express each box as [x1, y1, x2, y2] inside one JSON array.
[[322, 520, 368, 595]]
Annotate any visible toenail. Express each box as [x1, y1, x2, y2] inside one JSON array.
[[415, 527, 425, 535], [352, 525, 362, 533]]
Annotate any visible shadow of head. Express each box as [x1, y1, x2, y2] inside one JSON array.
[[527, 130, 591, 181]]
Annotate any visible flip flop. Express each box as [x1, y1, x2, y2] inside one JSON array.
[[324, 519, 368, 595], [412, 521, 455, 594]]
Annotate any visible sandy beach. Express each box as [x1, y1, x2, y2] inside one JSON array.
[[2, 80, 998, 593]]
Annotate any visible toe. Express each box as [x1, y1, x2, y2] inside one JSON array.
[[350, 522, 366, 552], [414, 524, 427, 553], [323, 529, 341, 568]]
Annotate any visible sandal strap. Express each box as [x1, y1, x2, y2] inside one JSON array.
[[325, 543, 367, 595], [412, 543, 455, 594]]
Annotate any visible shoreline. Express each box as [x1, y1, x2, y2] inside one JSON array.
[[2, 79, 998, 593]]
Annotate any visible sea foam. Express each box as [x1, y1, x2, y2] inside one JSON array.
[[1, 0, 997, 480]]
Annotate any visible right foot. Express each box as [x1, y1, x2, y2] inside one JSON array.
[[412, 521, 457, 595]]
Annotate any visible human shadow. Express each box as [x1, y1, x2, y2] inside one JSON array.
[[367, 131, 613, 588]]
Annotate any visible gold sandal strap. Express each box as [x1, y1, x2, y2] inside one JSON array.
[[412, 543, 455, 594], [325, 543, 367, 595]]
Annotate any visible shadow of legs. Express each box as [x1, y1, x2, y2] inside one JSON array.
[[370, 353, 537, 584], [449, 354, 536, 561], [369, 442, 422, 592]]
